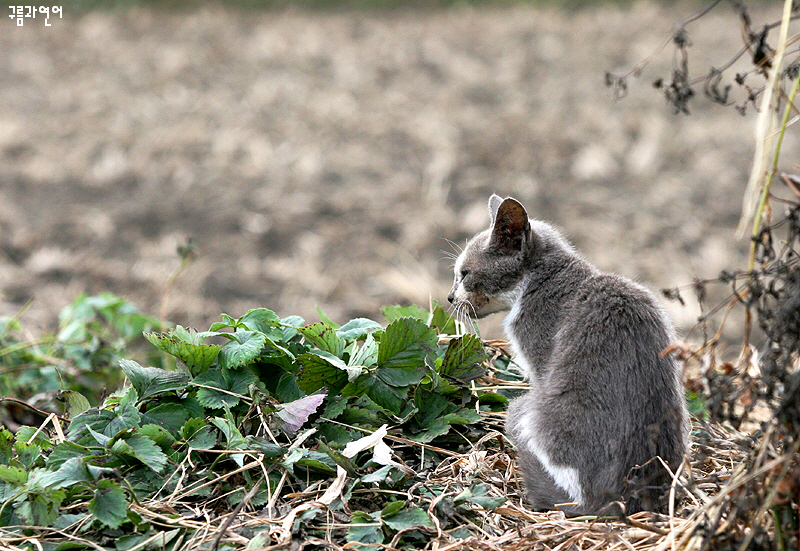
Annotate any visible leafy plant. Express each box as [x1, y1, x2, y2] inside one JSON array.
[[0, 293, 162, 421], [0, 300, 519, 549]]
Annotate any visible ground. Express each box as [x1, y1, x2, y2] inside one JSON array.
[[1, 2, 794, 341]]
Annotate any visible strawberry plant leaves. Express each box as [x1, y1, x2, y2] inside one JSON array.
[[144, 326, 222, 375], [45, 441, 89, 469], [88, 479, 128, 529], [381, 304, 430, 324], [57, 390, 91, 418], [296, 353, 355, 395], [410, 418, 451, 443], [343, 374, 407, 413], [317, 441, 359, 476], [279, 315, 305, 341], [276, 392, 327, 435], [141, 402, 197, 434], [429, 302, 457, 335], [439, 334, 487, 383], [414, 389, 450, 427], [442, 409, 481, 425], [218, 331, 268, 370], [239, 308, 282, 335], [0, 429, 12, 464], [316, 307, 341, 329], [181, 419, 217, 449], [193, 367, 257, 409], [110, 433, 168, 473], [348, 334, 378, 368], [377, 318, 437, 370], [0, 465, 27, 485], [454, 483, 506, 510], [347, 510, 384, 551], [17, 469, 66, 526], [300, 323, 345, 357], [139, 424, 176, 452], [68, 404, 141, 445], [376, 365, 425, 387], [381, 504, 435, 531], [119, 360, 190, 401], [337, 318, 382, 341]]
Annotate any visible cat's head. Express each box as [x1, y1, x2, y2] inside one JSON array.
[[447, 194, 533, 319]]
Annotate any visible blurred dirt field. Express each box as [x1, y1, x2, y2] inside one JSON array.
[[1, 3, 796, 340]]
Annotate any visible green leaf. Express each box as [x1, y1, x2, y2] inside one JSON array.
[[68, 404, 141, 445], [58, 390, 92, 418], [209, 313, 243, 332], [111, 433, 168, 473], [347, 511, 383, 551], [429, 303, 457, 335], [38, 457, 92, 489], [120, 359, 191, 401], [342, 375, 407, 414], [381, 304, 430, 324], [17, 469, 66, 526], [349, 334, 378, 368], [381, 505, 435, 531], [414, 389, 450, 428], [181, 419, 218, 449], [15, 426, 51, 449], [139, 424, 176, 451], [239, 308, 282, 335], [296, 353, 356, 395], [300, 323, 345, 357], [376, 365, 425, 387], [247, 437, 285, 458], [280, 315, 305, 341], [0, 465, 27, 485], [380, 500, 406, 517], [192, 367, 258, 409], [0, 429, 12, 464], [315, 307, 341, 329], [360, 465, 394, 484], [144, 327, 221, 375], [210, 416, 247, 449], [410, 418, 451, 443], [89, 479, 128, 528], [46, 441, 90, 469], [377, 318, 437, 370], [218, 331, 268, 369], [443, 409, 481, 425], [141, 402, 194, 434], [318, 441, 359, 476], [337, 318, 383, 341], [454, 483, 506, 510], [14, 440, 43, 470], [439, 334, 487, 382]]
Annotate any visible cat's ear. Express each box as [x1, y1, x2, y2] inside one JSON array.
[[489, 197, 530, 253], [488, 194, 504, 226]]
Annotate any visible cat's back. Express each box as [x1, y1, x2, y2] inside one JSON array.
[[553, 271, 681, 402]]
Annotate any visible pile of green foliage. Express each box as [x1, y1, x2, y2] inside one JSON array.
[[0, 297, 520, 550]]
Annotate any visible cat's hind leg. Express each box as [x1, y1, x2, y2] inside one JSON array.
[[514, 441, 577, 512]]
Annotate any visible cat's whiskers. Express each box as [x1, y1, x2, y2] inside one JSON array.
[[440, 237, 463, 256]]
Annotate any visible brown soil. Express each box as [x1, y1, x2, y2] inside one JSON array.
[[1, 3, 795, 339]]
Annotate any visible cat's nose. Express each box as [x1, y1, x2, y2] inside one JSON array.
[[447, 292, 454, 304]]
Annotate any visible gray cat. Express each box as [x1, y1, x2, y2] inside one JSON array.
[[447, 194, 689, 516]]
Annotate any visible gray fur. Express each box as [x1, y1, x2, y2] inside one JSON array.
[[448, 195, 689, 515]]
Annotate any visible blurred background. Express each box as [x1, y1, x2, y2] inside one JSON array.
[[0, 0, 795, 341]]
